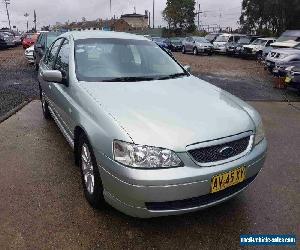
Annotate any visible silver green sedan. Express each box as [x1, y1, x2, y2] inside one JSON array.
[[38, 31, 267, 218]]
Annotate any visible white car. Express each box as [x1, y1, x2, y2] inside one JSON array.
[[213, 34, 243, 53], [24, 45, 34, 63], [242, 38, 276, 59]]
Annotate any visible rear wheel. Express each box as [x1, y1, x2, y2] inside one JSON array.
[[78, 133, 104, 209]]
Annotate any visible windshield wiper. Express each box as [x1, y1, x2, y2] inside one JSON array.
[[155, 72, 188, 80], [104, 76, 155, 82]]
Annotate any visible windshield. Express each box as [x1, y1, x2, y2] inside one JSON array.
[[252, 39, 266, 45], [75, 38, 187, 82], [238, 37, 251, 44], [195, 37, 209, 43], [215, 35, 229, 42], [205, 34, 217, 41], [277, 36, 300, 42]]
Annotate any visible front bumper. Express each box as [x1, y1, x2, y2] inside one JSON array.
[[95, 138, 267, 218], [214, 47, 226, 53], [25, 53, 34, 63]]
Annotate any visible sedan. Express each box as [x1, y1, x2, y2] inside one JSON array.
[[38, 31, 267, 218], [22, 33, 38, 49]]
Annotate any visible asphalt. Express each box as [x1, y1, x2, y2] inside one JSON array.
[[0, 101, 299, 249]]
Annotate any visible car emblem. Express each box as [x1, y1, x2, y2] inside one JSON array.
[[219, 146, 235, 158]]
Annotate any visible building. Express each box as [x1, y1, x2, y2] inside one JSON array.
[[120, 11, 149, 30]]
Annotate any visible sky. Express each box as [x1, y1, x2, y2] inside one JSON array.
[[0, 0, 242, 31]]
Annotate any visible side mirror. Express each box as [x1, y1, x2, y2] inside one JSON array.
[[36, 44, 44, 49], [41, 70, 63, 83], [184, 65, 191, 73]]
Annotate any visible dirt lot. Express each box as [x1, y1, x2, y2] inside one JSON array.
[[0, 47, 39, 118]]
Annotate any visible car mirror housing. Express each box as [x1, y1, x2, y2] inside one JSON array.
[[41, 70, 63, 83]]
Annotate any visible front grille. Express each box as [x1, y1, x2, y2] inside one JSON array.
[[188, 136, 250, 164], [146, 174, 257, 211]]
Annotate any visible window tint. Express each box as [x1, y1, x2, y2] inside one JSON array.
[[55, 39, 69, 76], [45, 38, 62, 68]]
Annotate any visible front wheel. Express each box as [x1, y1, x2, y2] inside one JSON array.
[[40, 90, 52, 120], [193, 47, 198, 55], [78, 133, 104, 209], [182, 46, 186, 54]]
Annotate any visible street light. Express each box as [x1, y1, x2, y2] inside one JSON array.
[[24, 12, 29, 32]]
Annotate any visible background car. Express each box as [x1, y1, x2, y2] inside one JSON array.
[[242, 37, 276, 59], [182, 36, 213, 55], [271, 30, 300, 49], [152, 37, 172, 50], [34, 31, 63, 70], [169, 37, 183, 52], [285, 66, 300, 93], [265, 43, 300, 72], [226, 35, 261, 56], [213, 34, 244, 53], [0, 32, 14, 49], [24, 45, 35, 63], [22, 33, 39, 49]]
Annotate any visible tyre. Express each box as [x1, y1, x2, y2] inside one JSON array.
[[256, 51, 263, 61], [182, 46, 186, 54], [40, 89, 52, 120], [78, 133, 104, 209], [193, 47, 198, 55]]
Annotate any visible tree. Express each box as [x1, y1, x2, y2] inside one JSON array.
[[163, 0, 196, 33], [240, 0, 300, 36]]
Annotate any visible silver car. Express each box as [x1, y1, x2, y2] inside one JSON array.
[[38, 31, 267, 218]]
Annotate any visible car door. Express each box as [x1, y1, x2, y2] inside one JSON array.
[[39, 38, 64, 110], [186, 37, 193, 51], [50, 38, 75, 139]]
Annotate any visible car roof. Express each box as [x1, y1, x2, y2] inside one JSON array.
[[60, 30, 149, 41]]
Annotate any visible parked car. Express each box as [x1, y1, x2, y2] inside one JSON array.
[[213, 34, 244, 53], [22, 33, 39, 49], [38, 31, 267, 218], [272, 61, 300, 78], [182, 36, 213, 55], [152, 37, 172, 50], [169, 37, 183, 52], [271, 30, 300, 49], [226, 36, 261, 56], [242, 38, 276, 59], [265, 43, 300, 72], [205, 33, 221, 43], [0, 32, 14, 49], [24, 45, 35, 63], [34, 31, 63, 70], [285, 66, 300, 92]]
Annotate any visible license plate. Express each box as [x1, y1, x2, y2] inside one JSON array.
[[211, 167, 246, 193], [285, 77, 292, 83]]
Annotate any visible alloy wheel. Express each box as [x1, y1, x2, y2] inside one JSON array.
[[81, 143, 95, 195]]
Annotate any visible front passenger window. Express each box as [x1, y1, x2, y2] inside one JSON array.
[[45, 39, 62, 68], [55, 40, 70, 78]]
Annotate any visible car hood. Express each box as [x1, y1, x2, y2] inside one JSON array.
[[271, 41, 299, 48], [80, 76, 255, 151], [270, 48, 300, 55]]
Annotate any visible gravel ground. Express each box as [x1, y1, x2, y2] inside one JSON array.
[[0, 47, 39, 117], [174, 52, 300, 102]]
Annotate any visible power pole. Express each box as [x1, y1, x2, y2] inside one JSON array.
[[4, 0, 11, 30], [33, 10, 37, 32], [152, 0, 154, 29], [195, 3, 202, 31], [24, 13, 29, 32]]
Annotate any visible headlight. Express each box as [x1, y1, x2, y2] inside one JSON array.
[[254, 121, 265, 145], [113, 140, 183, 169], [285, 66, 295, 71]]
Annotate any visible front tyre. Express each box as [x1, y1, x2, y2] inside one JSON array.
[[40, 90, 52, 120], [78, 134, 104, 209], [193, 47, 198, 55], [182, 46, 186, 54]]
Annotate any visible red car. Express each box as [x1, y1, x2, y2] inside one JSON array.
[[22, 33, 38, 49]]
